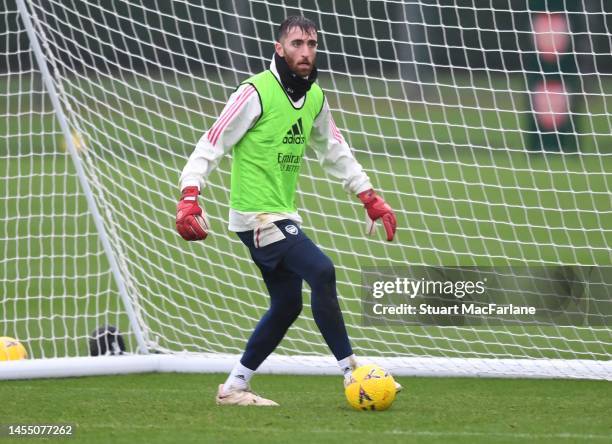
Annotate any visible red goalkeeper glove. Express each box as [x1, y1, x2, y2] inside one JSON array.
[[176, 186, 209, 241], [358, 189, 396, 241]]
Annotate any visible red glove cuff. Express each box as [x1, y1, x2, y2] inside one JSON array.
[[357, 189, 376, 205], [181, 186, 200, 200]]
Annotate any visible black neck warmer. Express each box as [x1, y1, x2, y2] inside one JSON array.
[[274, 52, 318, 102]]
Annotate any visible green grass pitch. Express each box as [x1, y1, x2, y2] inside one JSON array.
[[1, 373, 611, 443]]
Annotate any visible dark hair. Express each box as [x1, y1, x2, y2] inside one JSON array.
[[277, 15, 318, 41]]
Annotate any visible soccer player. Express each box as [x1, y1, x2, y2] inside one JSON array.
[[177, 16, 397, 406]]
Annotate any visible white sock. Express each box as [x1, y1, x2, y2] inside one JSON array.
[[222, 362, 254, 394], [338, 354, 358, 377]]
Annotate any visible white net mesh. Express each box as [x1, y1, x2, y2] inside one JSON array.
[[1, 0, 127, 358], [2, 0, 610, 377]]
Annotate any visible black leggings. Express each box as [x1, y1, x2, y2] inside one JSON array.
[[236, 220, 353, 370]]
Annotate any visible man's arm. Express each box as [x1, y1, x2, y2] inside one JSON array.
[[308, 99, 372, 194], [179, 84, 260, 190], [176, 84, 260, 241], [309, 98, 397, 241]]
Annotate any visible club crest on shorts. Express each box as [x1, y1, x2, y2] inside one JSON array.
[[285, 225, 298, 235]]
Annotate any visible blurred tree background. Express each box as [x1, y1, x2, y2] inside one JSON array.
[[2, 0, 611, 78]]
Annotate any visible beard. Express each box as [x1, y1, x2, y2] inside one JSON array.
[[288, 58, 313, 77], [274, 52, 318, 101]]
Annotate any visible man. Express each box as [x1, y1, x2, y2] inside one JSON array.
[[176, 16, 397, 406]]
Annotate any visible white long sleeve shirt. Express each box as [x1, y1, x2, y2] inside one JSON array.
[[180, 57, 372, 232]]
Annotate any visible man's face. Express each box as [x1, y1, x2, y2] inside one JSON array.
[[275, 26, 318, 77]]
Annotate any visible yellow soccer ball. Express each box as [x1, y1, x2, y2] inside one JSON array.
[[0, 337, 28, 361], [344, 364, 396, 411]]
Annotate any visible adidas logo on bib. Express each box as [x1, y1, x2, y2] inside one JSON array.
[[282, 118, 305, 144]]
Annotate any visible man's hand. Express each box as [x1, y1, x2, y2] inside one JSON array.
[[176, 186, 209, 241], [358, 189, 396, 241]]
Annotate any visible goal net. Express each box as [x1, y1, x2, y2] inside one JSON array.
[[2, 0, 610, 380]]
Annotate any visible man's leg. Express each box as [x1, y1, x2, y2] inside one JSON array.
[[282, 234, 403, 393], [223, 228, 303, 395], [239, 268, 302, 371], [218, 266, 302, 406], [280, 236, 353, 362]]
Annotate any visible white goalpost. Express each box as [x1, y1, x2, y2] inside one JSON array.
[[1, 0, 610, 381]]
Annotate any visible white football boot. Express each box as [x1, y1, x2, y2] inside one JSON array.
[[215, 384, 279, 406], [394, 380, 403, 393]]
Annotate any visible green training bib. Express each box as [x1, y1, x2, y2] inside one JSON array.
[[230, 70, 324, 213]]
